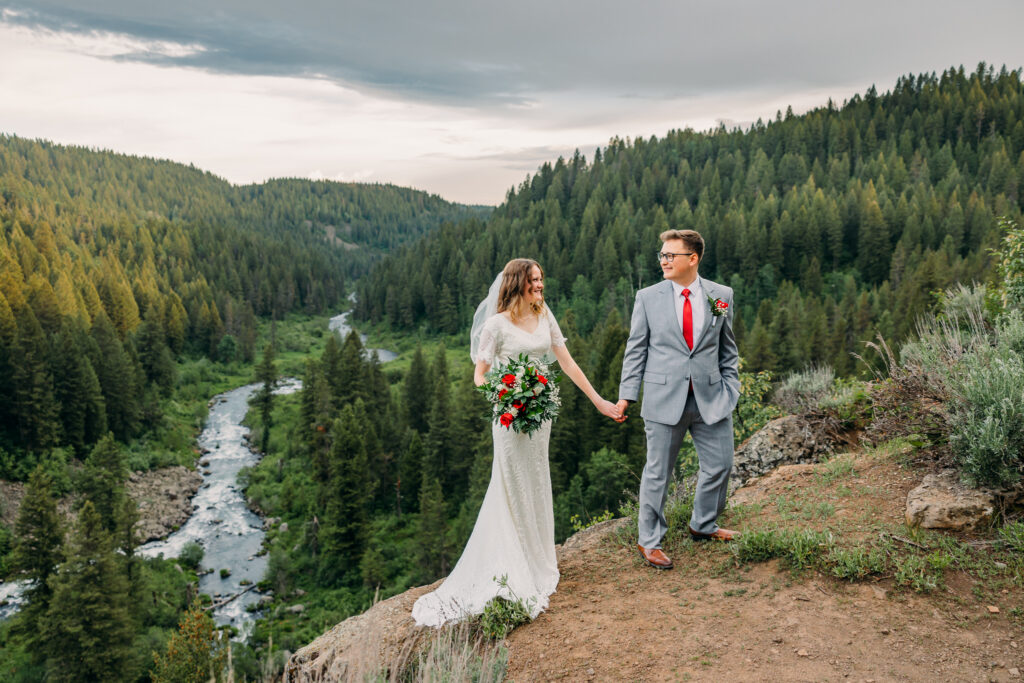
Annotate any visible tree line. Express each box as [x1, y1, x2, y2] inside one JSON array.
[[0, 134, 478, 466], [355, 63, 1024, 377]]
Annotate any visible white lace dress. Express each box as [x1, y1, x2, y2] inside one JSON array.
[[411, 310, 566, 627]]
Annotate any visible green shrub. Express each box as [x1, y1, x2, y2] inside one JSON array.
[[827, 545, 887, 581], [947, 346, 1024, 487], [997, 521, 1024, 553], [773, 364, 834, 414], [893, 551, 951, 593], [730, 528, 829, 571], [179, 542, 204, 571], [479, 576, 533, 640]]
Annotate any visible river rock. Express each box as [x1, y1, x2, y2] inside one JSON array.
[[905, 469, 1001, 530], [128, 466, 204, 543], [730, 415, 839, 489], [287, 604, 305, 614]]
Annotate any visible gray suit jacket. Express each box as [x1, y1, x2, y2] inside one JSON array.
[[618, 278, 740, 426]]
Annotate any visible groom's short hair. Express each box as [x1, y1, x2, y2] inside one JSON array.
[[660, 229, 704, 262]]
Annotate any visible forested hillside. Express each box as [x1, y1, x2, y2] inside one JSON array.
[[0, 135, 479, 463], [356, 64, 1024, 377]]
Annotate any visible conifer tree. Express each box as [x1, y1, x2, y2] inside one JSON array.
[[318, 403, 370, 585], [417, 471, 448, 581], [253, 342, 277, 453], [403, 344, 431, 433], [43, 500, 135, 683], [10, 306, 59, 451], [398, 430, 425, 515], [10, 465, 64, 661], [77, 434, 128, 536]]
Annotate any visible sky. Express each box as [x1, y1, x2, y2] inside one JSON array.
[[3, 2, 1024, 205]]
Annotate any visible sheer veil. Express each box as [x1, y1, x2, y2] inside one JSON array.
[[470, 272, 503, 363]]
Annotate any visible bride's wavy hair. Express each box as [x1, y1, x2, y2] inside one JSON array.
[[497, 258, 545, 321]]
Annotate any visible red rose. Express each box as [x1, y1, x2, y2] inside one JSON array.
[[498, 388, 508, 400], [499, 413, 514, 428], [501, 374, 516, 387], [717, 300, 728, 309], [537, 374, 548, 385], [512, 400, 524, 411]]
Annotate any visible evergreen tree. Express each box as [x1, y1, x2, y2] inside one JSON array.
[[89, 311, 141, 441], [417, 471, 449, 581], [253, 342, 278, 453], [425, 345, 454, 485], [398, 430, 425, 515], [9, 465, 64, 661], [43, 500, 135, 683], [10, 306, 59, 451], [403, 344, 431, 433], [77, 434, 128, 536], [318, 403, 370, 585], [51, 321, 107, 453]]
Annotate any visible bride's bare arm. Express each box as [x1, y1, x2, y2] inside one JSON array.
[[551, 344, 623, 421], [474, 360, 491, 387]]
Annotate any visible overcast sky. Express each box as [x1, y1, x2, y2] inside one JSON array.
[[3, 1, 1024, 205]]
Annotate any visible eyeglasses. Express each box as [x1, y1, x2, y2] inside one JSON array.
[[657, 251, 694, 263]]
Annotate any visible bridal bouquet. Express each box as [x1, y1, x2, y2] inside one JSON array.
[[478, 354, 561, 435]]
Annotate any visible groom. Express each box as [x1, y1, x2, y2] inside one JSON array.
[[616, 229, 741, 570]]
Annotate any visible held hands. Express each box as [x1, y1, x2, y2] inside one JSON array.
[[595, 398, 628, 423], [614, 399, 630, 423]]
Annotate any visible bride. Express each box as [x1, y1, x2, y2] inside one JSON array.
[[412, 258, 623, 628]]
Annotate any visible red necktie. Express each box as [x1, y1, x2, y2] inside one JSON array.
[[682, 288, 693, 350], [682, 288, 694, 394]]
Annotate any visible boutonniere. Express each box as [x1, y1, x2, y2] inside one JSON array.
[[708, 295, 729, 326]]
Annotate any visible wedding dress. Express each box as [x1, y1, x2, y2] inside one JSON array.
[[411, 310, 566, 627]]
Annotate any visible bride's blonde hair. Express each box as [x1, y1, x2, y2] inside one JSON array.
[[497, 258, 544, 321]]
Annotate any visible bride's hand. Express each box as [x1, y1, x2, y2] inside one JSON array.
[[596, 398, 625, 422]]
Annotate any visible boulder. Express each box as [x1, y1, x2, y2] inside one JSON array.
[[730, 415, 838, 489], [906, 469, 998, 530]]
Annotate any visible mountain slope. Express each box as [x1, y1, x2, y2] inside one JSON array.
[[355, 63, 1024, 377]]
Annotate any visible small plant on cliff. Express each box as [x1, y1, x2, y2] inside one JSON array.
[[151, 602, 228, 683], [479, 575, 533, 640]]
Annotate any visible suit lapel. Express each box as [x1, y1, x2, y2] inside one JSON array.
[[660, 281, 688, 354]]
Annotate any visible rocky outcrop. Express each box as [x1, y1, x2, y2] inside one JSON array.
[[284, 517, 631, 682], [730, 414, 840, 489], [1, 466, 202, 544], [905, 469, 1024, 531], [127, 466, 204, 543]]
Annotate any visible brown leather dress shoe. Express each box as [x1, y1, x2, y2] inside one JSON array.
[[638, 544, 673, 569], [689, 526, 740, 542]]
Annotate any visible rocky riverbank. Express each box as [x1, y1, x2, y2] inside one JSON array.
[[1, 466, 202, 544]]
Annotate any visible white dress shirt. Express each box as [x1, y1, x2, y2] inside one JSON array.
[[670, 276, 705, 346]]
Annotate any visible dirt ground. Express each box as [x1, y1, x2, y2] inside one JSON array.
[[505, 450, 1024, 682]]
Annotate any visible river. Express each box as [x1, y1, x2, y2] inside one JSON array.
[[0, 310, 396, 638]]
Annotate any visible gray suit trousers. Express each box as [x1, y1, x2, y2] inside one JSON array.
[[638, 391, 735, 548]]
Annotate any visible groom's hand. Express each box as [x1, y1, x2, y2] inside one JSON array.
[[614, 399, 630, 423]]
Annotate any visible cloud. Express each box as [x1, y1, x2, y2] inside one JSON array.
[[6, 0, 1024, 113]]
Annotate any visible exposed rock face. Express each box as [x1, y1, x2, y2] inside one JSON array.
[[127, 466, 204, 543], [284, 518, 632, 682], [1, 466, 202, 544], [731, 414, 839, 489], [903, 469, 1024, 531]]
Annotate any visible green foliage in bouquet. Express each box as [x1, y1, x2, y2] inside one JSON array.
[[478, 354, 562, 435]]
